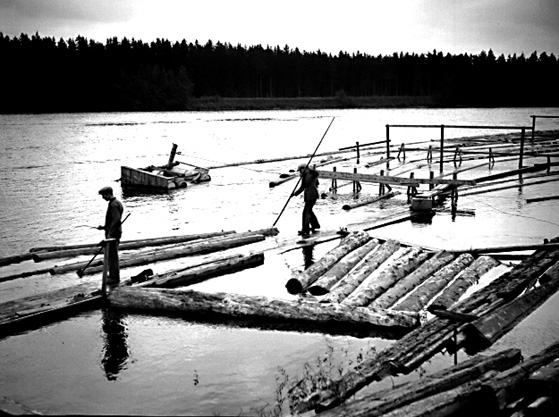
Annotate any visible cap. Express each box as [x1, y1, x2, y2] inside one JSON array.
[[297, 163, 306, 171], [98, 186, 113, 195]]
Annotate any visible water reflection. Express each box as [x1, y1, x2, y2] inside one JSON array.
[[301, 245, 315, 269], [101, 308, 130, 381]]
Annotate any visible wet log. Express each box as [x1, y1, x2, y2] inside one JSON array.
[[316, 348, 521, 417], [370, 251, 456, 309], [343, 248, 431, 307], [285, 231, 371, 294], [0, 283, 103, 338], [108, 286, 420, 329], [50, 233, 266, 275], [320, 240, 400, 304], [528, 357, 559, 393], [479, 340, 559, 412], [0, 266, 54, 283], [31, 230, 238, 261], [462, 262, 559, 354], [0, 252, 35, 267], [342, 191, 401, 211], [393, 253, 474, 312], [428, 256, 501, 311], [137, 253, 264, 288], [307, 239, 380, 296]]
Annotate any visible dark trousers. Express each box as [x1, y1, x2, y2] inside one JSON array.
[[302, 199, 320, 233], [107, 239, 120, 283]]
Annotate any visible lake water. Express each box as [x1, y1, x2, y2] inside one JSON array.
[[1, 108, 559, 415]]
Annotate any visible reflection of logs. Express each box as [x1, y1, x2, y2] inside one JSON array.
[[343, 247, 430, 307], [370, 251, 456, 309], [108, 286, 420, 330], [307, 239, 380, 296], [320, 240, 400, 304], [428, 255, 500, 311], [393, 253, 474, 312], [285, 231, 371, 294]]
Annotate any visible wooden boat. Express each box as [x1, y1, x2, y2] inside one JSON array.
[[121, 144, 211, 190]]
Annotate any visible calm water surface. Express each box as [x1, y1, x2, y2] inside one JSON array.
[[1, 108, 559, 415]]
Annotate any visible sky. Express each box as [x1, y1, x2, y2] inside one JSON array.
[[1, 0, 558, 57]]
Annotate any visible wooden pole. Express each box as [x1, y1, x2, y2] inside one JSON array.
[[531, 115, 536, 142], [167, 143, 178, 168], [386, 124, 391, 169], [101, 240, 110, 297], [519, 127, 526, 169], [440, 124, 445, 172], [356, 141, 360, 164]]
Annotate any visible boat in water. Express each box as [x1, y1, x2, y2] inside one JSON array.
[[120, 144, 211, 190]]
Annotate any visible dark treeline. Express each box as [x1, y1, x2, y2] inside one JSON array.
[[1, 32, 558, 113]]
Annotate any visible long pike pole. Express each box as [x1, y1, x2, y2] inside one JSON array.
[[272, 117, 335, 227]]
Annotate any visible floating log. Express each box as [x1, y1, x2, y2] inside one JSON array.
[[138, 253, 264, 288], [285, 231, 371, 294], [428, 256, 501, 311], [370, 251, 456, 309], [28, 230, 237, 253], [526, 195, 559, 203], [320, 240, 400, 304], [448, 242, 559, 255], [343, 248, 430, 307], [528, 357, 559, 394], [0, 283, 103, 338], [393, 253, 475, 312], [0, 266, 54, 283], [50, 233, 267, 275], [342, 191, 401, 211], [315, 348, 521, 417], [462, 262, 559, 354], [31, 230, 238, 261], [0, 252, 34, 267], [307, 239, 380, 296], [108, 286, 420, 330]]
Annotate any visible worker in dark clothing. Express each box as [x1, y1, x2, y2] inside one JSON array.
[[292, 163, 321, 238], [97, 186, 124, 284]]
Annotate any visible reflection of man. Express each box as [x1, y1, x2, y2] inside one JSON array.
[[292, 164, 320, 238], [97, 186, 124, 284], [101, 309, 129, 381]]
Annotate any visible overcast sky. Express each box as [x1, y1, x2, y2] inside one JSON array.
[[1, 0, 558, 57]]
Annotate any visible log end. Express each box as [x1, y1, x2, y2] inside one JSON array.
[[285, 278, 303, 295], [342, 204, 351, 211], [307, 286, 329, 296]]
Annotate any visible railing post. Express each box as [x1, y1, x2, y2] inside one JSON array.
[[519, 127, 525, 169], [531, 115, 536, 142], [429, 171, 434, 190], [356, 141, 360, 164], [440, 124, 445, 173], [385, 124, 391, 169]]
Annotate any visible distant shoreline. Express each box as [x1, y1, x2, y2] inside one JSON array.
[[186, 96, 435, 111]]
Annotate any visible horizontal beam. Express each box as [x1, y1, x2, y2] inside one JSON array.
[[387, 124, 532, 130], [316, 170, 475, 186]]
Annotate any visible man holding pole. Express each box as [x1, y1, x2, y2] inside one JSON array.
[[293, 164, 320, 238], [97, 186, 124, 284]]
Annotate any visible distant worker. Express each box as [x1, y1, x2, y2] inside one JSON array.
[[292, 163, 321, 238], [97, 186, 124, 284]]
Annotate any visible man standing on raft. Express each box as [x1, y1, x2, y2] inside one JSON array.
[[292, 163, 320, 238], [97, 186, 124, 284]]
